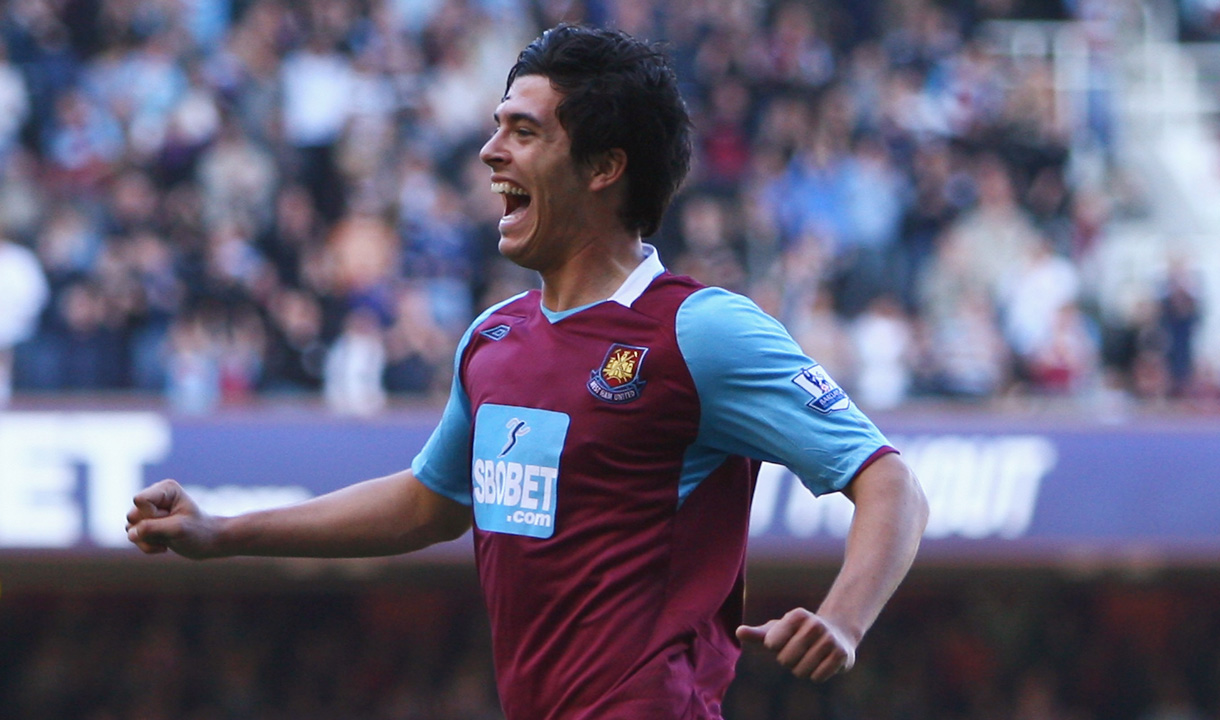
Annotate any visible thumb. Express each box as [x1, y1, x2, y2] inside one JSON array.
[[131, 515, 178, 545], [736, 620, 777, 645], [128, 516, 173, 554]]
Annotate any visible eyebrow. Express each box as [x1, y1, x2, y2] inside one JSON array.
[[493, 111, 545, 127]]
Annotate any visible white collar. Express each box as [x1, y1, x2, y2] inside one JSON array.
[[607, 244, 665, 308]]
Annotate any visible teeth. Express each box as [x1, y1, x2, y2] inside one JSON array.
[[492, 182, 529, 197]]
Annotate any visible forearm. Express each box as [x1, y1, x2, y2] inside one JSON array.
[[816, 455, 928, 644], [214, 470, 471, 558]]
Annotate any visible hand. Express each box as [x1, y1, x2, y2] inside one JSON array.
[[736, 608, 857, 682], [126, 479, 221, 559]]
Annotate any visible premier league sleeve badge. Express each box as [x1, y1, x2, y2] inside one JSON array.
[[793, 363, 850, 413]]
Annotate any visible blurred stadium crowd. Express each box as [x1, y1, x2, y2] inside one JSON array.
[[0, 0, 1214, 413], [2, 574, 1218, 719]]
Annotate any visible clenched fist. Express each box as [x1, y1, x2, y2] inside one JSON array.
[[736, 608, 857, 682]]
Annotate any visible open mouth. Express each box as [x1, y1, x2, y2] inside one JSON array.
[[492, 181, 532, 222]]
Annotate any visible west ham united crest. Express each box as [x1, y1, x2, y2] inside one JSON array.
[[588, 343, 648, 403]]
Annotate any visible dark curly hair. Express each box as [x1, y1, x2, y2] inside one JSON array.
[[505, 24, 693, 238]]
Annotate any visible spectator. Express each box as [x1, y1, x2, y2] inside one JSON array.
[[942, 153, 1042, 306], [382, 282, 453, 398], [833, 133, 908, 317], [280, 32, 355, 223], [166, 310, 222, 414], [694, 75, 754, 193], [1001, 238, 1082, 374], [324, 305, 387, 416], [1159, 259, 1202, 398], [0, 150, 45, 241], [0, 231, 48, 406], [922, 286, 1011, 399], [218, 304, 266, 403], [104, 169, 161, 236], [0, 37, 30, 160], [43, 88, 124, 191], [1026, 302, 1100, 395], [257, 183, 325, 289], [851, 294, 914, 410], [789, 284, 854, 383], [123, 230, 182, 390], [262, 287, 326, 393], [196, 115, 279, 232], [44, 278, 126, 389], [671, 194, 747, 293], [328, 211, 399, 320], [748, 0, 836, 90]]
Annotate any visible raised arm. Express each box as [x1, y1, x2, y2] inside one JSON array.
[[737, 452, 928, 680], [126, 470, 471, 560]]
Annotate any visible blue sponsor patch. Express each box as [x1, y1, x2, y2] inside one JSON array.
[[480, 324, 511, 341], [472, 404, 569, 539], [793, 364, 850, 413]]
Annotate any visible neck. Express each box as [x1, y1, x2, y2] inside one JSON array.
[[539, 234, 645, 312]]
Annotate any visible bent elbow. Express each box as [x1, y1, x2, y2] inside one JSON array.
[[898, 462, 929, 535], [433, 512, 473, 544], [411, 504, 472, 549], [912, 475, 930, 535]]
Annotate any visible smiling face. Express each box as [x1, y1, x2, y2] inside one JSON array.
[[479, 75, 599, 272]]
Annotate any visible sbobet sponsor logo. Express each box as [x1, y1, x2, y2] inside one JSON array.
[[472, 459, 558, 530], [471, 404, 570, 539]]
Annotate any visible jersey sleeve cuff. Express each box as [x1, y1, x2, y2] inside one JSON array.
[[412, 455, 474, 507], [847, 445, 899, 485]]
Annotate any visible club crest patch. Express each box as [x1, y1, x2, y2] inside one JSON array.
[[793, 364, 850, 413], [588, 343, 648, 403], [480, 324, 511, 341]]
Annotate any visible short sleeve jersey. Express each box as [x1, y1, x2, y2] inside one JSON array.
[[412, 248, 893, 720]]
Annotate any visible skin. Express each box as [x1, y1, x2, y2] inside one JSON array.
[[127, 471, 469, 560], [736, 453, 927, 680], [127, 71, 929, 686], [479, 75, 640, 312]]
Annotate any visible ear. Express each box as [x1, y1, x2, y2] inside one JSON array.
[[587, 148, 628, 192]]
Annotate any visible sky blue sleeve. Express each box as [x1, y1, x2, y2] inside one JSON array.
[[410, 293, 527, 505], [410, 370, 474, 506], [676, 287, 891, 496]]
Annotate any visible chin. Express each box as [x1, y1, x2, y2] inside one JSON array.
[[497, 232, 541, 269], [497, 234, 520, 256]]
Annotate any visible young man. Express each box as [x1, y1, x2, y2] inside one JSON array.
[[127, 24, 928, 720]]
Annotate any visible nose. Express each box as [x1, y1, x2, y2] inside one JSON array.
[[480, 131, 507, 168]]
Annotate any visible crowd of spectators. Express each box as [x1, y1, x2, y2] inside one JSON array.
[[2, 571, 1218, 719], [0, 0, 1213, 414]]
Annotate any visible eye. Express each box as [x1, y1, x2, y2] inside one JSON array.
[[514, 127, 534, 138]]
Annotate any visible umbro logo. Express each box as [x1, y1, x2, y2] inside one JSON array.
[[480, 324, 511, 341]]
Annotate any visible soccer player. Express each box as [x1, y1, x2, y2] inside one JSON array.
[[127, 24, 929, 720]]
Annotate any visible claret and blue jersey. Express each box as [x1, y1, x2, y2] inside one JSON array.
[[411, 247, 894, 720]]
